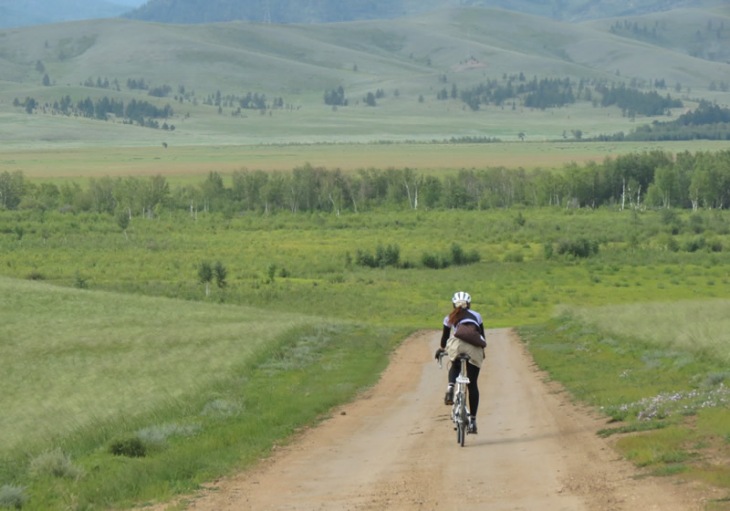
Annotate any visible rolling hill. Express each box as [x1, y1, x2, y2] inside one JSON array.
[[124, 0, 727, 24], [2, 0, 725, 28], [0, 6, 728, 147]]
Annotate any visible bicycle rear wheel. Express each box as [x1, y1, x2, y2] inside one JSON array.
[[459, 404, 467, 447], [453, 394, 462, 445], [456, 392, 467, 446]]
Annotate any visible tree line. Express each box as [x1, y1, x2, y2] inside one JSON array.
[[14, 95, 175, 129], [2, 150, 730, 219], [454, 75, 681, 114], [596, 83, 682, 117], [592, 102, 730, 142]]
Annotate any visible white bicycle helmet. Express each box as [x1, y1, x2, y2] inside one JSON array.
[[451, 291, 471, 308]]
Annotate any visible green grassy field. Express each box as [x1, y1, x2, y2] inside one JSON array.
[[0, 275, 403, 510], [2, 5, 730, 508], [3, 198, 730, 509], [0, 277, 317, 453]]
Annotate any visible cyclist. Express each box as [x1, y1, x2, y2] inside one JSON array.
[[434, 291, 486, 434]]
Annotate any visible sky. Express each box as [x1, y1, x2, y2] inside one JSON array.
[[110, 0, 148, 6]]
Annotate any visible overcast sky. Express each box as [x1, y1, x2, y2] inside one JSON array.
[[112, 0, 148, 6]]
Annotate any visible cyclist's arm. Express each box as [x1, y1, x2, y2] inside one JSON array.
[[440, 324, 451, 348]]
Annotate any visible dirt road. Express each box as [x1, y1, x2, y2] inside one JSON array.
[[170, 329, 707, 510]]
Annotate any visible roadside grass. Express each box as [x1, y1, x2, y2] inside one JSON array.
[[566, 299, 730, 363], [0, 277, 313, 454], [518, 306, 730, 494], [0, 277, 403, 510]]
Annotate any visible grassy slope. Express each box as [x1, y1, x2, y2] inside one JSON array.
[[0, 276, 401, 510], [0, 276, 315, 452], [0, 7, 729, 148]]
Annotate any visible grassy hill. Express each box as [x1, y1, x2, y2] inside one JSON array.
[[125, 0, 726, 24], [0, 6, 729, 148]]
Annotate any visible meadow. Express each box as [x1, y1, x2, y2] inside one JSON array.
[[2, 5, 730, 507], [2, 185, 730, 508], [3, 140, 730, 182]]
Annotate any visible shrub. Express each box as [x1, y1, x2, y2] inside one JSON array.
[[655, 233, 680, 252], [421, 252, 450, 269], [450, 243, 480, 265], [355, 244, 401, 268], [136, 423, 201, 449], [555, 237, 599, 258], [707, 238, 723, 252], [514, 212, 526, 227], [683, 236, 706, 253], [74, 272, 89, 289], [0, 485, 27, 510], [503, 250, 524, 263], [109, 437, 146, 457], [355, 249, 377, 268], [543, 242, 554, 259], [420, 243, 479, 269], [29, 448, 82, 479], [689, 214, 705, 234], [376, 244, 400, 267]]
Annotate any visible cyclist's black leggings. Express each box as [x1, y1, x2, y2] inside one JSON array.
[[448, 362, 481, 417]]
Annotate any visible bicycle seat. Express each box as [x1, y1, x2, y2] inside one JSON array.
[[456, 353, 471, 361]]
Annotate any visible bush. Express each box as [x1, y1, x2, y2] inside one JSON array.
[[26, 271, 45, 280], [421, 252, 450, 269], [503, 250, 524, 263], [136, 423, 201, 449], [450, 243, 480, 265], [109, 437, 146, 457], [689, 214, 705, 234], [29, 448, 82, 479], [355, 244, 401, 268], [543, 243, 554, 259], [555, 238, 599, 258], [0, 485, 27, 510], [420, 243, 480, 269], [683, 236, 706, 253], [655, 233, 679, 252]]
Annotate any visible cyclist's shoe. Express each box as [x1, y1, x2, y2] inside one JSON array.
[[444, 386, 454, 405], [468, 418, 478, 434]]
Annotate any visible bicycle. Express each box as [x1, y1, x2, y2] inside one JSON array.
[[438, 351, 471, 447]]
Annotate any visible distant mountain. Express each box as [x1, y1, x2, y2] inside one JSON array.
[[123, 0, 726, 24], [0, 0, 725, 29], [0, 6, 728, 146], [124, 0, 414, 24], [0, 0, 145, 29]]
